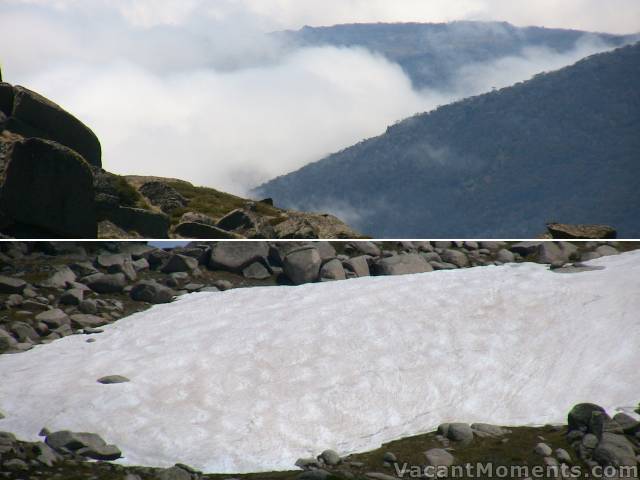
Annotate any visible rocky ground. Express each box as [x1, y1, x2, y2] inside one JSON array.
[[0, 239, 637, 355], [1, 240, 639, 479], [0, 403, 638, 479]]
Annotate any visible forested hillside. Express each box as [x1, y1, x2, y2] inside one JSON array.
[[256, 43, 640, 238]]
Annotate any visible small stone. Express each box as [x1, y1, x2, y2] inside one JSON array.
[[424, 448, 454, 467], [534, 443, 553, 456], [555, 448, 572, 464], [582, 434, 599, 449], [97, 375, 130, 384], [382, 452, 397, 463], [319, 449, 341, 466]]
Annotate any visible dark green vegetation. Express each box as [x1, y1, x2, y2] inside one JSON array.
[[164, 180, 284, 225], [256, 43, 640, 238], [279, 21, 637, 89], [0, 425, 602, 480]]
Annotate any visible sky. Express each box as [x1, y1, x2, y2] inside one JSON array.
[[1, 0, 638, 195]]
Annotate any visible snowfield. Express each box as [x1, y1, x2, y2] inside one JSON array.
[[0, 252, 639, 473]]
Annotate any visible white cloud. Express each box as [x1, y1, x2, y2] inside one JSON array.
[[0, 0, 635, 195]]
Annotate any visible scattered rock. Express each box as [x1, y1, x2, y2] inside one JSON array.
[[70, 314, 108, 329], [209, 242, 270, 272], [161, 254, 198, 273], [0, 275, 26, 294], [446, 423, 474, 444], [138, 182, 188, 213], [555, 448, 572, 464], [593, 432, 638, 467], [374, 254, 433, 276], [440, 249, 469, 268], [424, 448, 455, 467], [534, 443, 553, 456], [35, 309, 69, 328], [97, 375, 130, 384], [59, 288, 84, 305], [320, 258, 347, 281], [216, 209, 256, 231], [344, 256, 370, 277], [45, 430, 121, 460], [84, 272, 127, 293], [595, 245, 619, 257], [242, 261, 271, 280], [318, 449, 341, 466], [130, 281, 174, 304], [284, 247, 322, 285]]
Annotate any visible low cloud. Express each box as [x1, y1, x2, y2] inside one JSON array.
[[0, 1, 633, 196]]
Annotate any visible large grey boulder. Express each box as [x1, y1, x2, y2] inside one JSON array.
[[43, 266, 77, 289], [374, 254, 433, 276], [208, 242, 269, 272], [510, 241, 542, 256], [70, 314, 108, 329], [344, 256, 370, 277], [156, 466, 192, 480], [593, 432, 638, 467], [284, 247, 322, 285], [440, 249, 469, 268], [242, 261, 271, 280], [446, 423, 474, 444], [349, 241, 381, 257], [45, 430, 121, 460], [496, 249, 516, 263], [0, 329, 18, 353], [216, 208, 256, 231], [0, 275, 26, 294], [8, 85, 101, 167], [35, 309, 69, 328], [130, 281, 174, 304], [84, 273, 127, 293], [315, 242, 337, 262], [320, 258, 346, 281], [59, 288, 84, 305], [105, 206, 170, 238], [536, 242, 568, 264], [596, 245, 619, 257], [96, 253, 130, 269], [0, 138, 96, 238], [161, 254, 198, 273], [568, 403, 607, 432]]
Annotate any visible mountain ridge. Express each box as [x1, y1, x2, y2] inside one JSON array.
[[255, 42, 640, 238]]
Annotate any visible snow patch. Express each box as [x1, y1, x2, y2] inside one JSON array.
[[0, 252, 639, 473]]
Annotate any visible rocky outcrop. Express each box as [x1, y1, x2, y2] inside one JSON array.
[[139, 182, 188, 213], [0, 84, 101, 167], [546, 223, 617, 239], [0, 138, 96, 237]]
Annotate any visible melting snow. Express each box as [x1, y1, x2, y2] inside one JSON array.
[[0, 252, 639, 472]]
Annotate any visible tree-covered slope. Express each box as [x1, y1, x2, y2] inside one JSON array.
[[255, 43, 640, 238], [279, 21, 637, 89]]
